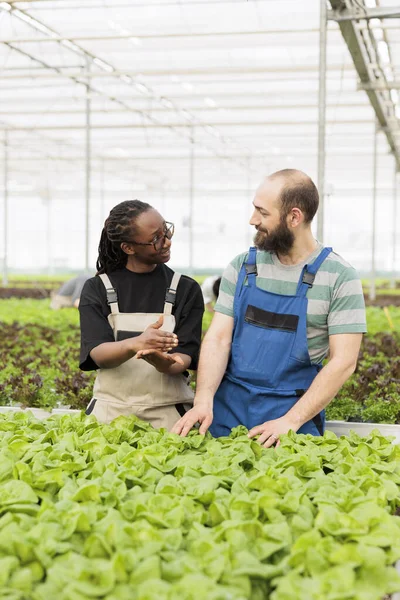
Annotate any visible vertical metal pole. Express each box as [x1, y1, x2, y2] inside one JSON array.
[[85, 59, 91, 273], [100, 158, 105, 227], [391, 167, 398, 290], [3, 131, 8, 287], [370, 119, 378, 301], [317, 0, 327, 242], [46, 197, 52, 276], [246, 156, 252, 247], [188, 127, 194, 274]]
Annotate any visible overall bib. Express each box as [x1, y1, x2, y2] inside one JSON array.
[[85, 272, 193, 429], [210, 246, 332, 438]]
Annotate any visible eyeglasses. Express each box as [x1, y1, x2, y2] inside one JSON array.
[[130, 221, 175, 252]]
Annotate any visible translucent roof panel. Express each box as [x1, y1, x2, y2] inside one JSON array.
[[0, 0, 399, 272]]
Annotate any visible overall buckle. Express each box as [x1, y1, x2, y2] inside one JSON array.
[[245, 264, 257, 276], [302, 271, 315, 287], [165, 288, 176, 305], [106, 288, 118, 304]]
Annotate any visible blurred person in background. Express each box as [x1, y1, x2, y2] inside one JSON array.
[[79, 200, 204, 429], [201, 275, 222, 312], [173, 169, 366, 445], [50, 274, 91, 309]]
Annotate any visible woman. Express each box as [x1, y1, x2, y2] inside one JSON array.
[[79, 200, 204, 429]]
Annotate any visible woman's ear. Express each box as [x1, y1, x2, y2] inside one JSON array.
[[120, 242, 135, 255]]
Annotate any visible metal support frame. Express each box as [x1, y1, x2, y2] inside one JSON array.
[[85, 59, 91, 273], [391, 167, 398, 290], [329, 0, 400, 171], [370, 119, 378, 302], [317, 0, 327, 243], [2, 130, 8, 287], [358, 81, 400, 92], [188, 127, 195, 275]]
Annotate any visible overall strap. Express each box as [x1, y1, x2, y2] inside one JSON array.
[[98, 273, 120, 314], [237, 246, 258, 290], [297, 247, 333, 297], [163, 272, 181, 315]]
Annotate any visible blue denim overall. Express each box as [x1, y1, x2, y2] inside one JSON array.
[[209, 246, 332, 438]]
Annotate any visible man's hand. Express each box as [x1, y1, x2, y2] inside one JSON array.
[[171, 400, 213, 436], [247, 415, 299, 448], [134, 349, 184, 373], [133, 315, 179, 354]]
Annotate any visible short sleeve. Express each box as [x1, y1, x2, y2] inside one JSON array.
[[327, 267, 367, 335], [214, 253, 245, 317], [174, 281, 204, 369], [79, 278, 114, 371]]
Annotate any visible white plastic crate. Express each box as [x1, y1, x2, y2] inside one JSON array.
[[326, 420, 400, 444]]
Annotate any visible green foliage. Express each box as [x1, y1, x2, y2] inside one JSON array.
[[365, 306, 400, 335], [0, 413, 400, 599], [326, 331, 400, 424]]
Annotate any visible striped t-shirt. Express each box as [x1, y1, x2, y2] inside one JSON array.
[[214, 243, 367, 365]]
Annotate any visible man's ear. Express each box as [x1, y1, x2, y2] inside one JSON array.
[[121, 242, 135, 255], [288, 207, 304, 228]]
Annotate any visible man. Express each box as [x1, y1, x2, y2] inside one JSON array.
[[172, 169, 366, 446], [50, 274, 91, 309], [201, 275, 222, 312]]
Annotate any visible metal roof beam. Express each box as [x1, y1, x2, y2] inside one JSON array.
[[5, 119, 380, 131], [0, 64, 356, 80], [0, 28, 321, 44], [328, 6, 400, 21]]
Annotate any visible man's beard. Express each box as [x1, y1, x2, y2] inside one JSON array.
[[254, 218, 295, 255]]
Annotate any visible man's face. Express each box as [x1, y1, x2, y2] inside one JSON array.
[[249, 178, 295, 255]]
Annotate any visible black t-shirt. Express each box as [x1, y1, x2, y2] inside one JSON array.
[[79, 265, 204, 371]]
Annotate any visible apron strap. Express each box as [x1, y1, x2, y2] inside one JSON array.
[[98, 273, 120, 315], [163, 272, 181, 315], [238, 246, 258, 290], [297, 247, 333, 297]]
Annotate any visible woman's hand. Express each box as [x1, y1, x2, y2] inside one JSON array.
[[133, 315, 179, 353], [134, 349, 184, 373]]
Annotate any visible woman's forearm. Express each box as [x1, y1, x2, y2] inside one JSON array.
[[90, 338, 138, 369]]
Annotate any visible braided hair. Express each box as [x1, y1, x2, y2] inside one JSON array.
[[96, 200, 152, 274]]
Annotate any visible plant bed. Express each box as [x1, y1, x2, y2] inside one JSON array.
[[0, 287, 52, 299], [365, 295, 400, 308]]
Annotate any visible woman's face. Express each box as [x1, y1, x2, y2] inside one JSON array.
[[123, 209, 173, 265]]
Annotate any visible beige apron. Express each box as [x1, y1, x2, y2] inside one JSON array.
[[85, 272, 194, 430]]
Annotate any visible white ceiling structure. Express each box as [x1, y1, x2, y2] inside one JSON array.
[[0, 0, 399, 275]]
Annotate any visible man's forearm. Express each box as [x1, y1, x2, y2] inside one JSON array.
[[195, 334, 231, 405], [286, 358, 356, 429]]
